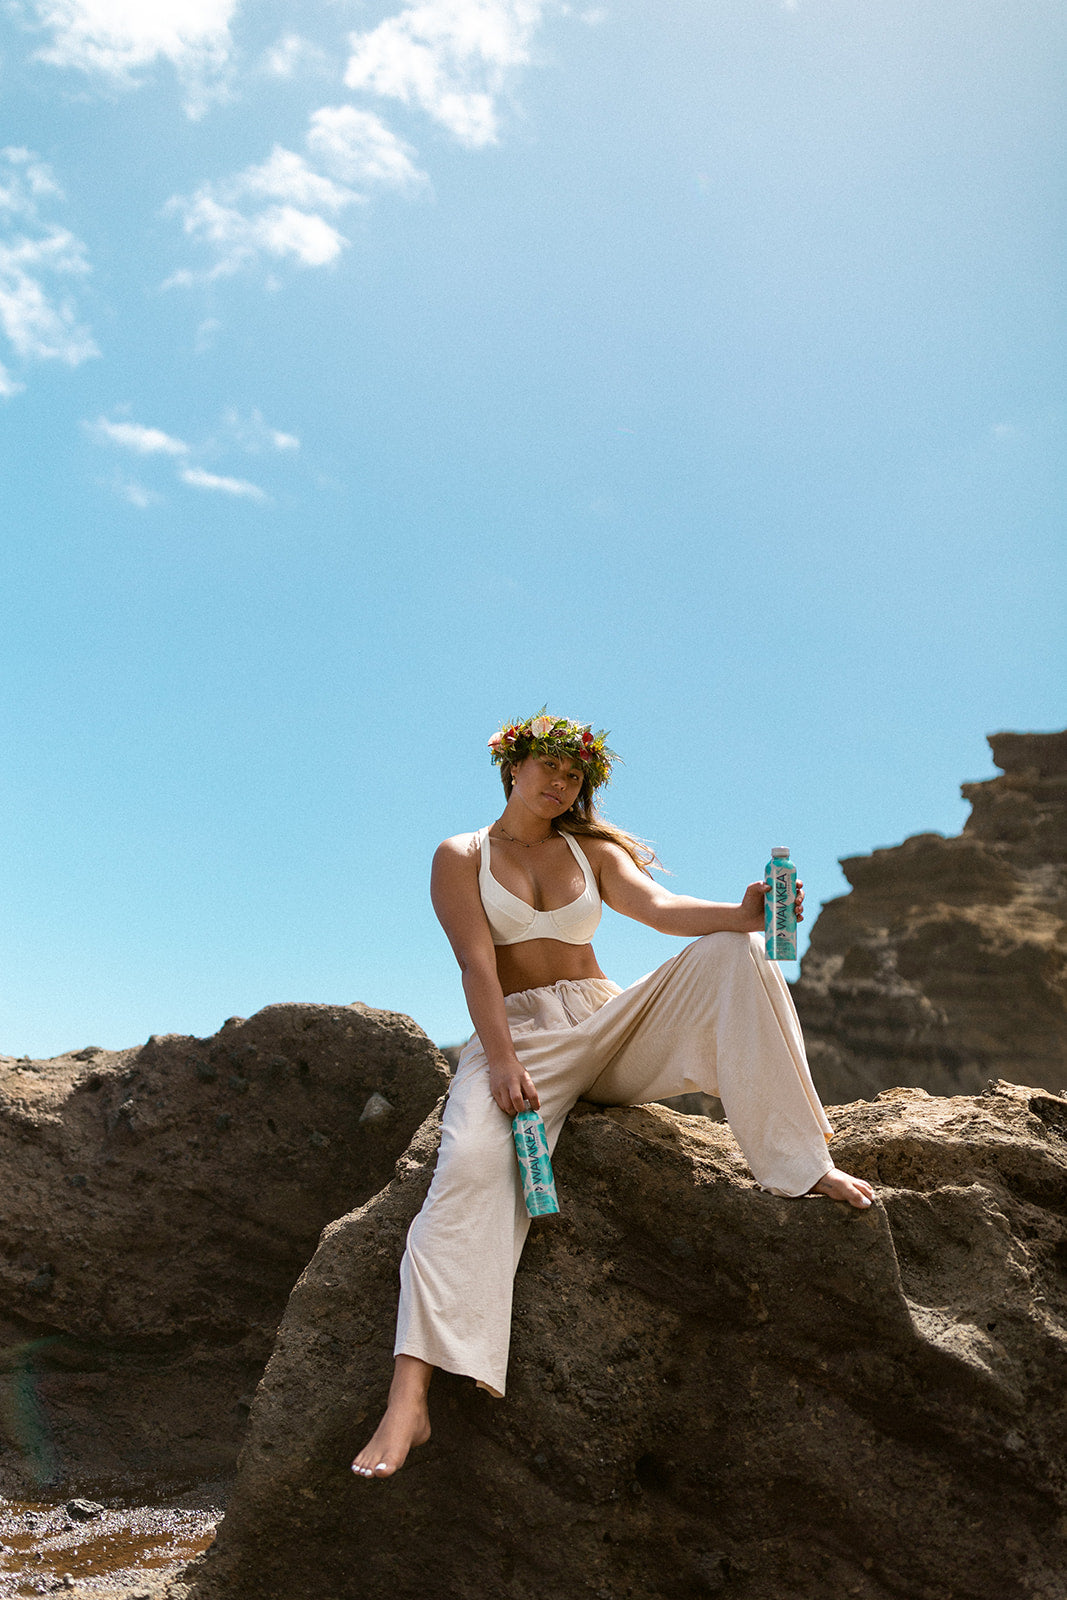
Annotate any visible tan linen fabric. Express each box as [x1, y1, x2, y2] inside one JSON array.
[[395, 931, 833, 1398]]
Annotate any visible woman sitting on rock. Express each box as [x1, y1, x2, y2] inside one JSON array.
[[352, 712, 873, 1479]]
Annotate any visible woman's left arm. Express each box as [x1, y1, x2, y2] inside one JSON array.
[[593, 841, 803, 937]]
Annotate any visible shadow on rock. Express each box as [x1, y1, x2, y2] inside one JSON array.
[[0, 1002, 450, 1496]]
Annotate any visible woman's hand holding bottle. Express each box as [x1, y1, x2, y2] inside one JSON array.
[[736, 877, 804, 934], [489, 1057, 541, 1115]]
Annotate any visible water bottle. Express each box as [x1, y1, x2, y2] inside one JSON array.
[[512, 1108, 560, 1217], [764, 846, 798, 962]]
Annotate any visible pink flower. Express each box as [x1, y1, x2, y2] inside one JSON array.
[[529, 715, 554, 738]]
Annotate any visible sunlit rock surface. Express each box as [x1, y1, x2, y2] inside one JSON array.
[[794, 730, 1067, 1106], [188, 1084, 1067, 1600]]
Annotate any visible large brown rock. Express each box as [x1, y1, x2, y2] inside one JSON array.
[[794, 730, 1067, 1105], [0, 1003, 449, 1495], [188, 1084, 1067, 1600]]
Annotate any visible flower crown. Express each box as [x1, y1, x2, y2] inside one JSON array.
[[488, 710, 617, 791]]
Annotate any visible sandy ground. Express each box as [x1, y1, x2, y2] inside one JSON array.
[[0, 1485, 224, 1600]]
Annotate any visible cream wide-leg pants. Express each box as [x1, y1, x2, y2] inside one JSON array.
[[395, 931, 833, 1398]]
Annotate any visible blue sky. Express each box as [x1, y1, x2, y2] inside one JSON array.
[[2, 0, 1063, 1059]]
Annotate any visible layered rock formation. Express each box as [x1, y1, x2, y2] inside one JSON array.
[[794, 730, 1067, 1106], [189, 1084, 1067, 1600], [0, 1004, 449, 1495]]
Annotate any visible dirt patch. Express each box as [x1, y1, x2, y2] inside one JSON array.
[[0, 1484, 223, 1600]]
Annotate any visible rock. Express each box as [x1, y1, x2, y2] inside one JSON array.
[[358, 1092, 394, 1124], [65, 1498, 104, 1519], [794, 730, 1067, 1105], [189, 1084, 1067, 1600], [0, 1002, 449, 1495]]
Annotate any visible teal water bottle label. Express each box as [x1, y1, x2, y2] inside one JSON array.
[[512, 1109, 560, 1217], [764, 847, 798, 962]]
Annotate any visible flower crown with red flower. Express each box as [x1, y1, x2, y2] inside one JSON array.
[[487, 710, 617, 792]]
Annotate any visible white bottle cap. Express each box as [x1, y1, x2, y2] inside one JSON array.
[[771, 846, 790, 858]]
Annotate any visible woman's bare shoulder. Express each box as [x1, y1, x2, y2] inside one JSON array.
[[570, 833, 633, 875], [433, 830, 483, 864], [571, 833, 627, 863], [571, 833, 658, 890]]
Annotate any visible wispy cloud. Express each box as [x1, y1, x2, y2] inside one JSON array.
[[164, 144, 362, 282], [260, 33, 330, 81], [113, 477, 162, 509], [223, 146, 358, 214], [344, 0, 551, 148], [165, 195, 351, 282], [0, 360, 25, 398], [163, 2, 565, 286], [221, 408, 300, 454], [194, 316, 220, 354], [306, 106, 425, 191], [0, 147, 63, 208], [165, 105, 426, 283], [21, 0, 238, 116], [0, 148, 97, 389], [180, 465, 268, 501], [84, 407, 287, 505], [86, 416, 189, 455]]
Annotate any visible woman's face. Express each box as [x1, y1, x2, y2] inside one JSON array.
[[511, 753, 585, 817]]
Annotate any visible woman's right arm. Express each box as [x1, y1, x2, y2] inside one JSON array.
[[430, 836, 541, 1115]]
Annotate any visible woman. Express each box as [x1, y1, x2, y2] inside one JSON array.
[[352, 712, 873, 1480]]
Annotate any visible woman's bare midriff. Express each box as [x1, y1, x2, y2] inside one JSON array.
[[495, 938, 606, 997]]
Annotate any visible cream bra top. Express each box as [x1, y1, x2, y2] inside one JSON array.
[[478, 826, 602, 947]]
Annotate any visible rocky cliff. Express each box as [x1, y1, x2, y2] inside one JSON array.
[[794, 730, 1067, 1106], [0, 1003, 449, 1496], [186, 1083, 1067, 1600]]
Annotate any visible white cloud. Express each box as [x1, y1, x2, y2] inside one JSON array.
[[344, 0, 550, 148], [221, 407, 301, 454], [0, 230, 98, 365], [87, 415, 189, 454], [166, 2, 558, 283], [166, 106, 428, 283], [231, 146, 358, 214], [165, 144, 363, 281], [180, 464, 268, 501], [114, 477, 162, 508], [23, 0, 237, 115], [0, 148, 97, 379], [0, 360, 26, 398], [0, 146, 63, 210], [307, 106, 426, 190], [84, 406, 292, 505], [166, 192, 350, 281], [261, 33, 328, 80], [194, 316, 220, 353]]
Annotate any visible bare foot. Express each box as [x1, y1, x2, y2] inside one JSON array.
[[810, 1167, 874, 1209], [351, 1355, 433, 1479]]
